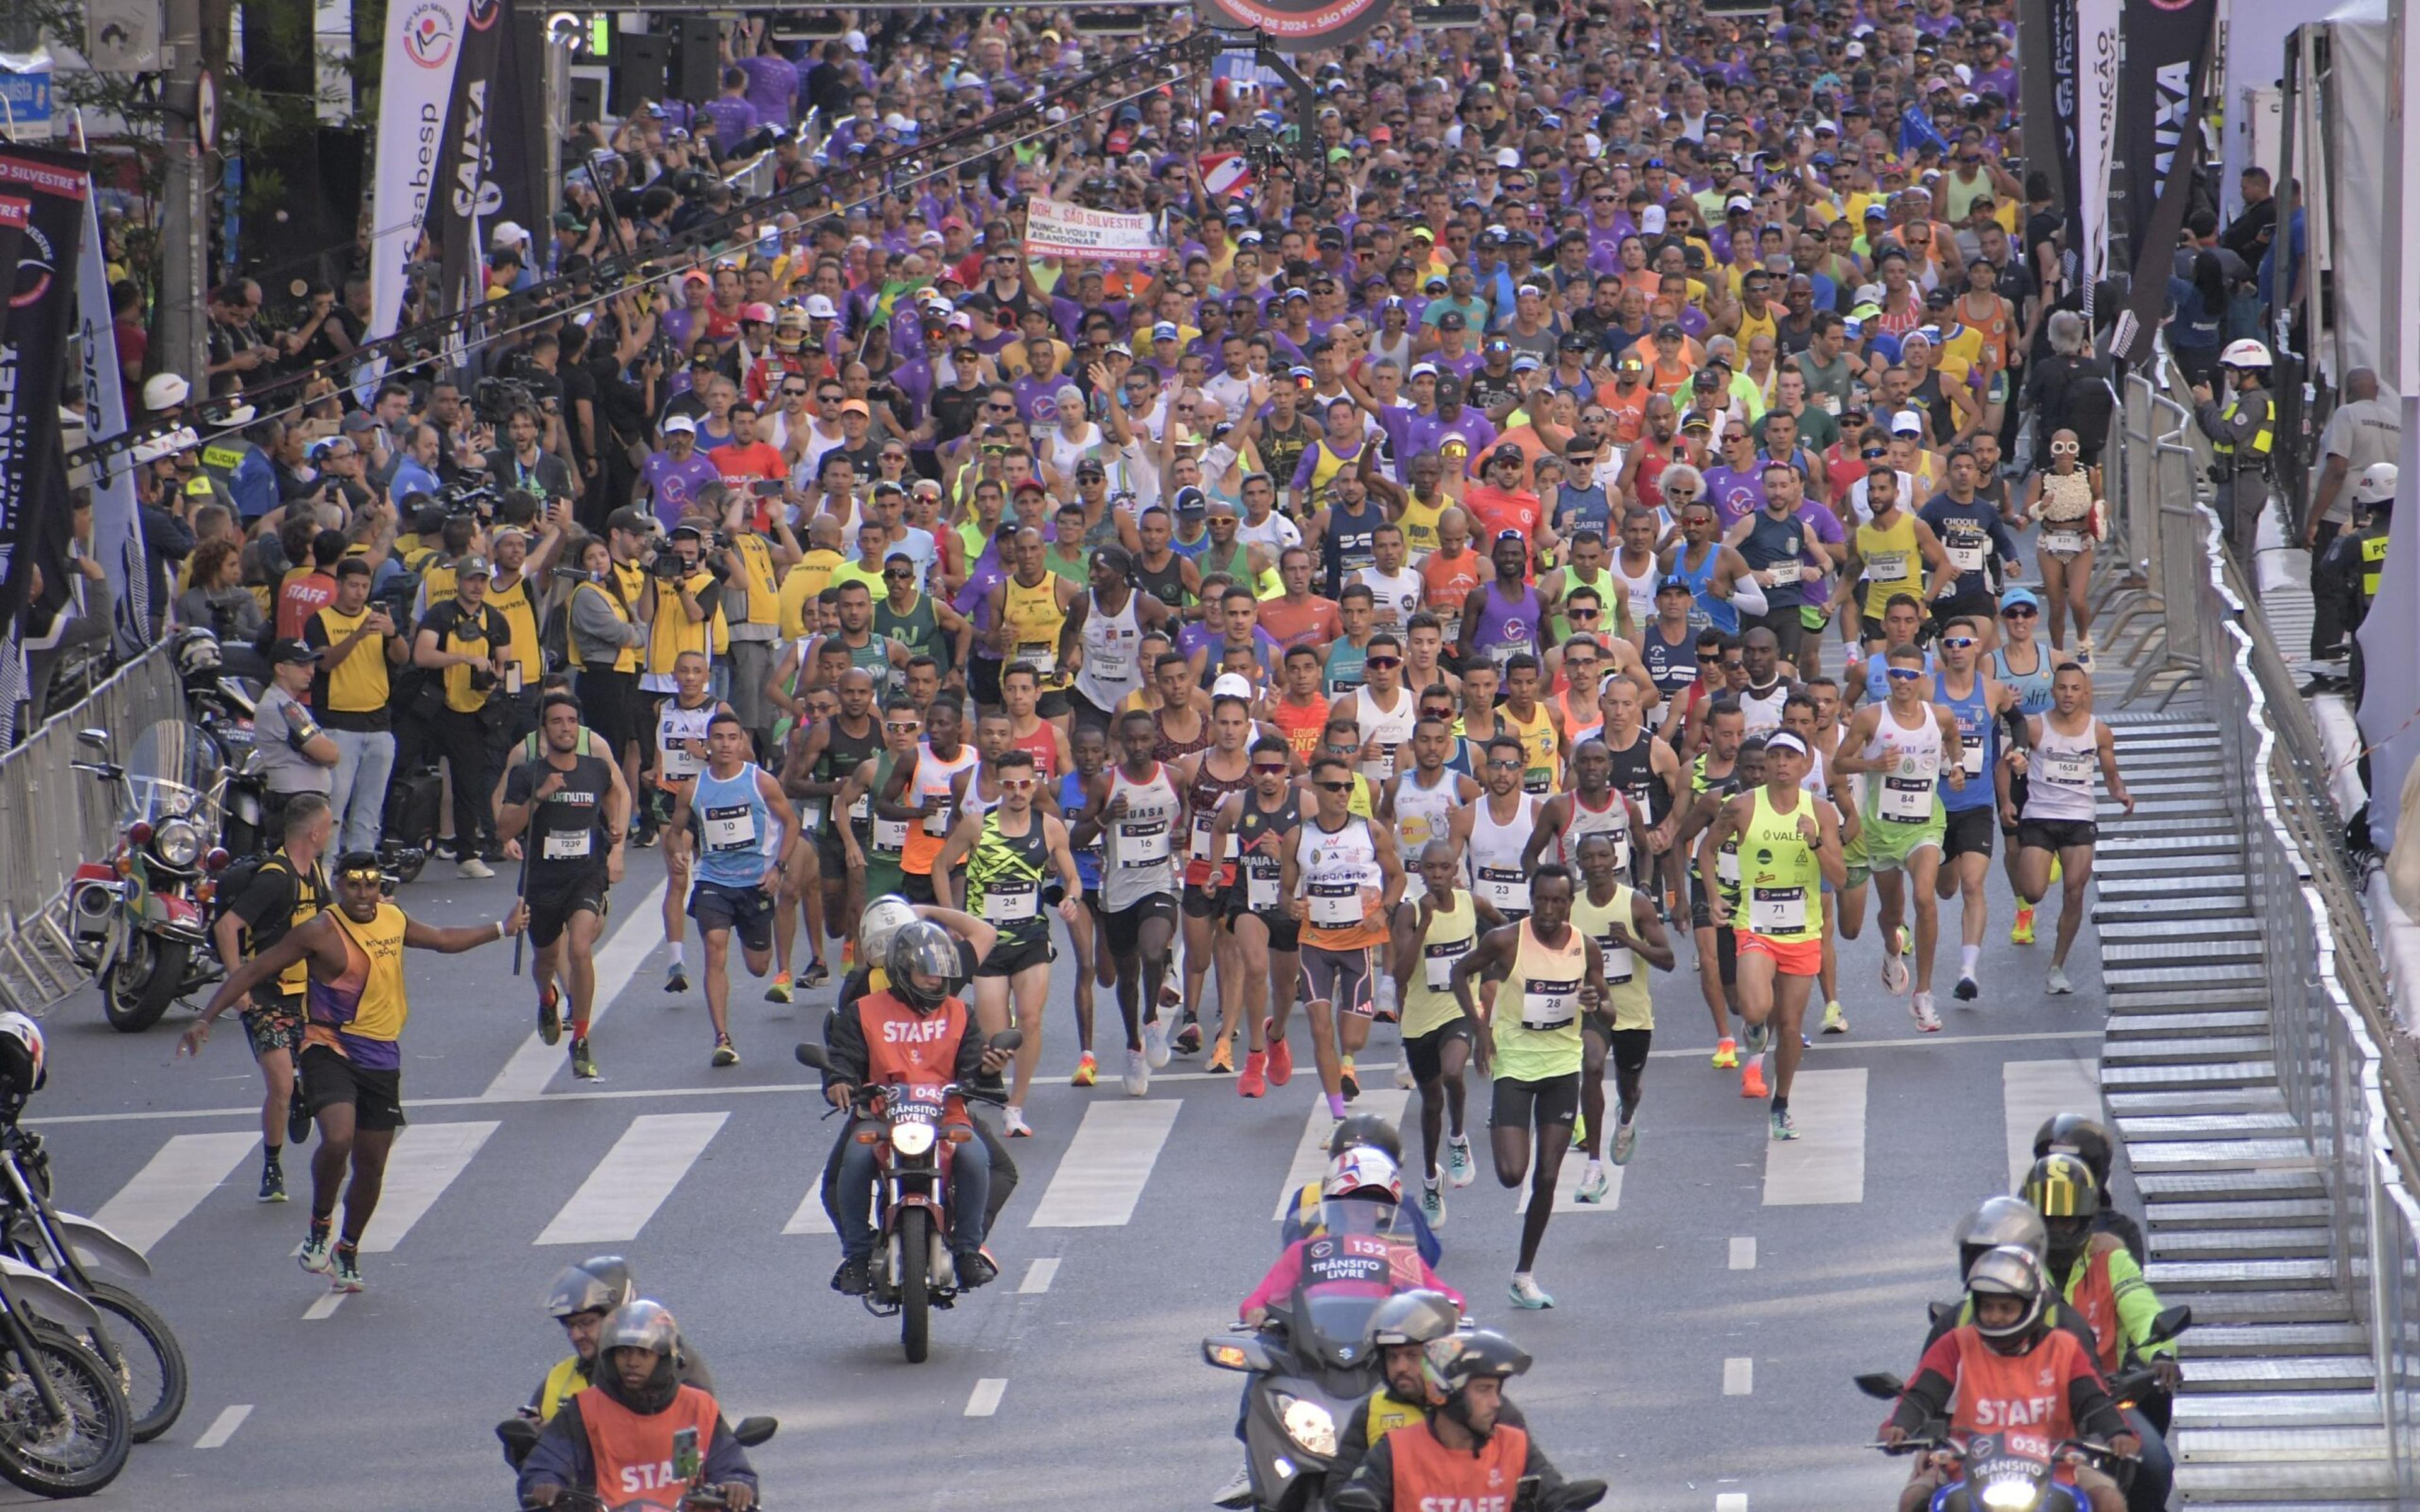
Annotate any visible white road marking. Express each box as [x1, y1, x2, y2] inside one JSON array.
[[1763, 1068, 1866, 1206], [534, 1111, 727, 1245], [193, 1404, 252, 1448], [93, 1132, 260, 1255], [1018, 1257, 1059, 1294], [1729, 1236, 1756, 1270], [481, 879, 668, 1101], [1274, 1091, 1409, 1218], [1717, 1496, 1749, 1512], [781, 1186, 834, 1236], [301, 1291, 345, 1321], [2002, 1059, 2101, 1191], [965, 1378, 1007, 1417], [1028, 1101, 1182, 1227], [1723, 1357, 1753, 1395], [358, 1121, 498, 1253]]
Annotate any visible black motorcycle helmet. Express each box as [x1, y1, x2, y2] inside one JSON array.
[[885, 920, 962, 1014], [1328, 1113, 1405, 1165], [2032, 1113, 2115, 1190], [2022, 1152, 2102, 1276]]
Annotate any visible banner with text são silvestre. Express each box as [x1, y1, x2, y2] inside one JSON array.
[[1023, 198, 1166, 265]]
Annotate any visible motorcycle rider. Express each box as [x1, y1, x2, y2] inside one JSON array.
[[207, 791, 332, 1204], [1277, 1116, 1441, 1266], [2025, 1153, 2180, 1512], [1879, 1246, 2135, 1512], [1330, 1330, 1574, 1512], [1922, 1196, 2100, 1358], [821, 919, 1011, 1297], [1242, 1150, 1460, 1327], [518, 1257, 716, 1434], [1325, 1291, 1531, 1492], [2034, 1113, 2146, 1263], [518, 1300, 758, 1510]]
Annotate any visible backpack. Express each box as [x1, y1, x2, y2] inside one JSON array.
[[206, 851, 292, 944]]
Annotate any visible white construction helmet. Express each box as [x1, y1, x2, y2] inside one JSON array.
[[141, 372, 191, 411], [2217, 338, 2273, 372], [2354, 462, 2399, 506]]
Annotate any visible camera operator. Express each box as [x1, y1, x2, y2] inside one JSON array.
[[484, 496, 572, 752], [641, 524, 729, 793], [570, 512, 659, 835], [485, 405, 575, 509], [412, 554, 514, 878], [704, 483, 800, 757]]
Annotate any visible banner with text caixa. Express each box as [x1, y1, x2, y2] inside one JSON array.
[[366, 0, 468, 343]]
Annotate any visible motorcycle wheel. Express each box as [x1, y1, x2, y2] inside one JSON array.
[[0, 1326, 131, 1497], [76, 1285, 183, 1443], [101, 938, 185, 1033], [897, 1208, 931, 1365]]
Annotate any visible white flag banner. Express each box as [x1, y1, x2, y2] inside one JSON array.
[[1023, 197, 1164, 265], [365, 0, 468, 346], [2077, 0, 2123, 296]]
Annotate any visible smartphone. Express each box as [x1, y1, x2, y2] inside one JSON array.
[[1511, 1477, 1541, 1512], [752, 479, 786, 497], [671, 1426, 700, 1482]]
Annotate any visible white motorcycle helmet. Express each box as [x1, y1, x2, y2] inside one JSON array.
[[859, 895, 918, 969], [0, 1012, 47, 1098], [2217, 338, 2273, 372]]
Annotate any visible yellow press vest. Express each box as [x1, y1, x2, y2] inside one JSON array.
[[646, 570, 723, 675], [487, 573, 541, 684]]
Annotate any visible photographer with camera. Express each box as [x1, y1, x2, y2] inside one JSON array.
[[701, 482, 799, 760], [568, 513, 658, 839], [412, 555, 514, 878], [641, 521, 729, 770]]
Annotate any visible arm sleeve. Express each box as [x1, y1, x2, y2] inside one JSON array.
[[1241, 1244, 1305, 1317], [1885, 1331, 1966, 1435], [826, 1001, 872, 1086], [2104, 1247, 2176, 1360], [1728, 572, 1769, 617]]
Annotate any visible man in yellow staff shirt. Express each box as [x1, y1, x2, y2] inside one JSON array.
[[180, 855, 526, 1295], [304, 558, 413, 855], [412, 555, 513, 878]]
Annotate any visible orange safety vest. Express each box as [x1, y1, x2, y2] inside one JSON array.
[[854, 987, 972, 1118], [576, 1384, 720, 1506], [1387, 1418, 1531, 1512], [1942, 1324, 2093, 1453], [2063, 1235, 2124, 1373]]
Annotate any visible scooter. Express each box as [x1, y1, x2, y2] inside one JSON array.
[[794, 1031, 1020, 1365], [64, 726, 227, 1032]]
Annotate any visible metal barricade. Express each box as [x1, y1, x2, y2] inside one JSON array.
[[721, 151, 776, 205], [0, 645, 182, 1014]]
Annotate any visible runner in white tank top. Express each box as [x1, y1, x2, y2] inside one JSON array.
[[1073, 584, 1147, 714], [1350, 684, 1418, 780], [1463, 789, 1540, 920], [1101, 760, 1182, 911]]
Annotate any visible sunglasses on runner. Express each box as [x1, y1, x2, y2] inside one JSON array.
[[1000, 777, 1036, 792], [1886, 667, 1925, 681], [1315, 780, 1354, 793], [1940, 636, 1976, 649], [1486, 757, 1523, 769], [1366, 656, 1402, 669], [1252, 762, 1290, 776], [2002, 604, 2038, 618], [885, 719, 922, 732], [1568, 608, 1599, 621]]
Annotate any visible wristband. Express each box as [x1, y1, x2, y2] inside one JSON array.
[[495, 920, 508, 941]]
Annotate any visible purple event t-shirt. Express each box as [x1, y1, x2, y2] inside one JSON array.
[[642, 452, 724, 530]]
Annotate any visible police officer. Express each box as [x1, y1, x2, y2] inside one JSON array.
[[2191, 339, 2275, 556], [2312, 462, 2396, 700]]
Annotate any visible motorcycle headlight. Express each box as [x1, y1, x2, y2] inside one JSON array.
[[890, 1121, 936, 1157], [1979, 1482, 2041, 1511], [1274, 1394, 1336, 1457], [152, 820, 202, 868]]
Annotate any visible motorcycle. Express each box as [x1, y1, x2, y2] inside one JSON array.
[[793, 1032, 1020, 1365], [1332, 1477, 1605, 1512], [1202, 1199, 1431, 1512], [0, 1125, 185, 1443], [0, 1252, 130, 1496], [500, 1411, 776, 1507], [65, 723, 229, 1032]]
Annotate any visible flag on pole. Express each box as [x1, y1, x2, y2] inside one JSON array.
[[1199, 152, 1254, 201]]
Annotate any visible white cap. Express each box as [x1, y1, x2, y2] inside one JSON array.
[[804, 294, 839, 319], [142, 373, 190, 411], [491, 220, 529, 250], [662, 413, 698, 435], [2354, 462, 2399, 504], [1211, 673, 1255, 701], [1639, 204, 1667, 234], [1889, 411, 1924, 437], [1494, 146, 1521, 169]]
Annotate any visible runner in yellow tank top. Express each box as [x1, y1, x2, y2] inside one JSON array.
[[998, 559, 1076, 690], [1565, 830, 1674, 1194], [1702, 733, 1845, 1142], [1390, 839, 1511, 1223], [1498, 660, 1562, 795]]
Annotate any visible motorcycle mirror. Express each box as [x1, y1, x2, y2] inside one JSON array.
[[987, 1028, 1024, 1053], [1925, 1300, 1954, 1327], [732, 1415, 778, 1447], [794, 1043, 833, 1071], [1853, 1372, 1906, 1401], [1332, 1487, 1383, 1512], [2144, 1304, 2192, 1346], [495, 1417, 541, 1463], [76, 728, 110, 752], [1547, 1479, 1608, 1512]]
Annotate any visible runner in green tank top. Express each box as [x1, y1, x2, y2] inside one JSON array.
[[838, 697, 923, 905], [1565, 831, 1674, 1195], [1389, 839, 1509, 1229]]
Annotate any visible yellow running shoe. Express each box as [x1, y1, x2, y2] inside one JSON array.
[[2010, 904, 2037, 945], [1071, 1052, 1097, 1087], [1711, 1036, 1739, 1070], [1571, 1111, 1587, 1145], [1821, 1000, 1848, 1035]]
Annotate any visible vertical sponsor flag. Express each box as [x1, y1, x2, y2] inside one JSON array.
[[2114, 0, 2220, 270], [433, 0, 508, 318], [0, 144, 89, 747], [366, 0, 468, 342], [2078, 0, 2125, 304], [69, 148, 145, 653]]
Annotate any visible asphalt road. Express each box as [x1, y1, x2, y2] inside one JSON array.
[[5, 793, 2118, 1512]]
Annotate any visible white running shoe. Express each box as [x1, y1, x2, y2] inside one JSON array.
[[1445, 1135, 1476, 1188], [1882, 950, 1910, 995], [1419, 1177, 1446, 1230], [1002, 1106, 1033, 1138], [2047, 966, 2075, 995], [1143, 1017, 1172, 1069], [1394, 1060, 1416, 1090], [1124, 1048, 1151, 1096], [1507, 1273, 1555, 1310], [457, 856, 495, 879], [1911, 991, 1942, 1032], [1612, 1114, 1639, 1166], [1575, 1161, 1611, 1205]]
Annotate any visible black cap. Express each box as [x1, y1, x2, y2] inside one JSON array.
[[270, 638, 317, 667], [1656, 321, 1686, 340]]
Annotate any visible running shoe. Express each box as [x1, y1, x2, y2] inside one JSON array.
[[1143, 1017, 1172, 1070], [1446, 1135, 1476, 1188], [2010, 905, 2037, 945], [633, 823, 660, 849], [1206, 1040, 1235, 1074], [1711, 1037, 1739, 1070], [1339, 1059, 1360, 1101], [1821, 1000, 1848, 1035], [258, 1161, 287, 1204], [1575, 1161, 1611, 1205], [329, 1244, 365, 1293], [1003, 1106, 1033, 1138], [712, 1035, 739, 1068], [1213, 1468, 1258, 1509], [538, 982, 562, 1046], [287, 1087, 313, 1145], [1571, 1111, 1587, 1146], [2075, 635, 2095, 668], [2049, 855, 2063, 885], [801, 959, 829, 988], [456, 856, 495, 880], [1419, 1178, 1446, 1230], [1174, 1019, 1203, 1056], [765, 972, 793, 1004], [1770, 1105, 1799, 1141], [1124, 1048, 1150, 1097], [1911, 992, 1942, 1032], [1894, 924, 1911, 956], [1739, 1058, 1768, 1099], [1954, 975, 1979, 1002], [298, 1222, 333, 1275], [1263, 1022, 1294, 1085], [1507, 1274, 1555, 1310], [1238, 1052, 1267, 1099], [570, 1037, 598, 1080], [1071, 1052, 1097, 1088], [1394, 1060, 1415, 1090], [841, 939, 855, 969], [2046, 965, 2075, 995], [665, 963, 690, 994], [1612, 1113, 1639, 1166], [1881, 949, 1910, 995]]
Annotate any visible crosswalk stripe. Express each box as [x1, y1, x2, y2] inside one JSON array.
[[1274, 1091, 1409, 1219], [534, 1112, 727, 1245], [1729, 1236, 1756, 1270], [1762, 1068, 1866, 1206], [93, 1132, 260, 1255], [1716, 1495, 1749, 1512], [1028, 1101, 1182, 1228], [2001, 1059, 2101, 1191], [481, 879, 667, 1102], [781, 1183, 835, 1236], [358, 1121, 498, 1253], [1723, 1356, 1753, 1395]]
